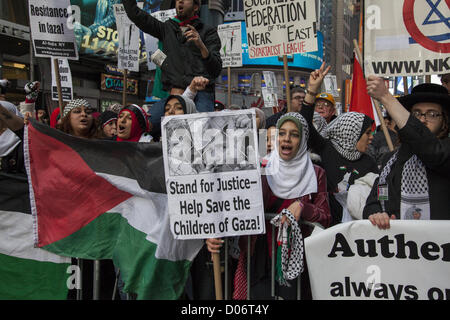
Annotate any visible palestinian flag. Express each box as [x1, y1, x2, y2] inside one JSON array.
[[0, 172, 71, 299], [24, 120, 203, 300]]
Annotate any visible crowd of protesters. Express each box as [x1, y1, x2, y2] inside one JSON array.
[[1, 0, 449, 301]]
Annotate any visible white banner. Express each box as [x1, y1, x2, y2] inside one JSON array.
[[161, 110, 265, 240], [243, 0, 318, 58], [28, 0, 78, 60], [305, 220, 450, 300], [218, 22, 243, 68], [113, 4, 140, 72], [364, 0, 449, 76], [142, 8, 176, 71], [51, 58, 73, 102]]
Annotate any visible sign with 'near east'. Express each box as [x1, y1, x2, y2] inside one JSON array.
[[243, 0, 318, 58]]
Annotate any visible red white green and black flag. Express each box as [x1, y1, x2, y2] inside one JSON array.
[[21, 119, 203, 299]]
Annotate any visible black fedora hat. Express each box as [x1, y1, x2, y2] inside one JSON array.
[[398, 83, 450, 113]]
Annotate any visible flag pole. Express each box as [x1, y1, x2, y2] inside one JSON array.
[[212, 252, 223, 300], [53, 58, 64, 116], [283, 55, 291, 112], [353, 39, 394, 152], [122, 69, 128, 106]]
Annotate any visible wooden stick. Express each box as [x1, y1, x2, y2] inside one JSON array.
[[53, 58, 64, 117], [212, 252, 223, 300], [353, 39, 394, 152], [122, 69, 128, 106], [403, 76, 409, 95], [283, 55, 291, 112]]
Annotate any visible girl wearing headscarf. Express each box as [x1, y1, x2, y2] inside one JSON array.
[[300, 63, 379, 225], [363, 77, 450, 228], [98, 110, 118, 138], [59, 98, 100, 139], [206, 112, 331, 300], [116, 104, 153, 142]]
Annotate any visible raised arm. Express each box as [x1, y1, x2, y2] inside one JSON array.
[[0, 104, 23, 131], [122, 0, 165, 39]]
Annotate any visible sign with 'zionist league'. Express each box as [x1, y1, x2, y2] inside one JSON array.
[[364, 0, 450, 76], [243, 0, 318, 58], [28, 0, 78, 60], [305, 220, 450, 300], [161, 110, 265, 240]]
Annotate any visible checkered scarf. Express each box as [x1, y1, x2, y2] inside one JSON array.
[[379, 151, 430, 220], [270, 209, 304, 287], [63, 99, 92, 117], [326, 112, 366, 161]]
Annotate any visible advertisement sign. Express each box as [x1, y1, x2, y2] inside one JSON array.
[[101, 73, 138, 95]]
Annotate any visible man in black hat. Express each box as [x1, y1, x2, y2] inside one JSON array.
[[363, 76, 450, 228]]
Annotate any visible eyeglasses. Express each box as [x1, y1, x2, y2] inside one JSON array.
[[412, 110, 442, 121], [292, 95, 305, 100], [315, 101, 332, 108]]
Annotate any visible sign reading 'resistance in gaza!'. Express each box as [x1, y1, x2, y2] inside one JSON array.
[[243, 0, 318, 58]]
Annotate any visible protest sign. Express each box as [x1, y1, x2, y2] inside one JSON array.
[[243, 0, 318, 58], [324, 74, 339, 97], [51, 59, 73, 102], [161, 110, 265, 240], [28, 0, 78, 60], [113, 4, 140, 72], [262, 71, 278, 108], [218, 22, 243, 68], [305, 220, 450, 300], [364, 0, 449, 76]]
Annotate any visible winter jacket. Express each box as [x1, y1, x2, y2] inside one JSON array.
[[122, 0, 222, 93], [363, 115, 450, 220]]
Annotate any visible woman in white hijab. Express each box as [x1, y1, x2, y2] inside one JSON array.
[[207, 112, 331, 300]]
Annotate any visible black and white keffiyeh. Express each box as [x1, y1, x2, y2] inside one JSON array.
[[326, 112, 368, 161], [270, 208, 304, 287], [63, 99, 92, 117], [379, 151, 430, 220], [312, 111, 328, 137]]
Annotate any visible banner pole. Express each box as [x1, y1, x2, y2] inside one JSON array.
[[353, 39, 394, 152], [227, 67, 231, 107], [425, 75, 431, 83], [212, 252, 223, 300], [93, 260, 101, 300], [283, 55, 291, 112], [53, 58, 64, 116], [122, 69, 128, 106], [403, 76, 409, 95]]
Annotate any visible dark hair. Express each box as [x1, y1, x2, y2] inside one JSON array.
[[437, 108, 449, 139], [290, 86, 306, 98], [59, 111, 100, 139]]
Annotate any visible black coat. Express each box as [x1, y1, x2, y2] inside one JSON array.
[[363, 115, 450, 220], [300, 104, 379, 192], [123, 0, 222, 92]]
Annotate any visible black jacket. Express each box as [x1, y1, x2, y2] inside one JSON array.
[[122, 0, 222, 92], [363, 115, 450, 220]]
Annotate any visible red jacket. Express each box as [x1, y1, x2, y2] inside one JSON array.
[[262, 165, 331, 239]]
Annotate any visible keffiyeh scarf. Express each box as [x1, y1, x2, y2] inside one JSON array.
[[378, 151, 430, 220], [270, 209, 304, 287], [326, 112, 367, 161]]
